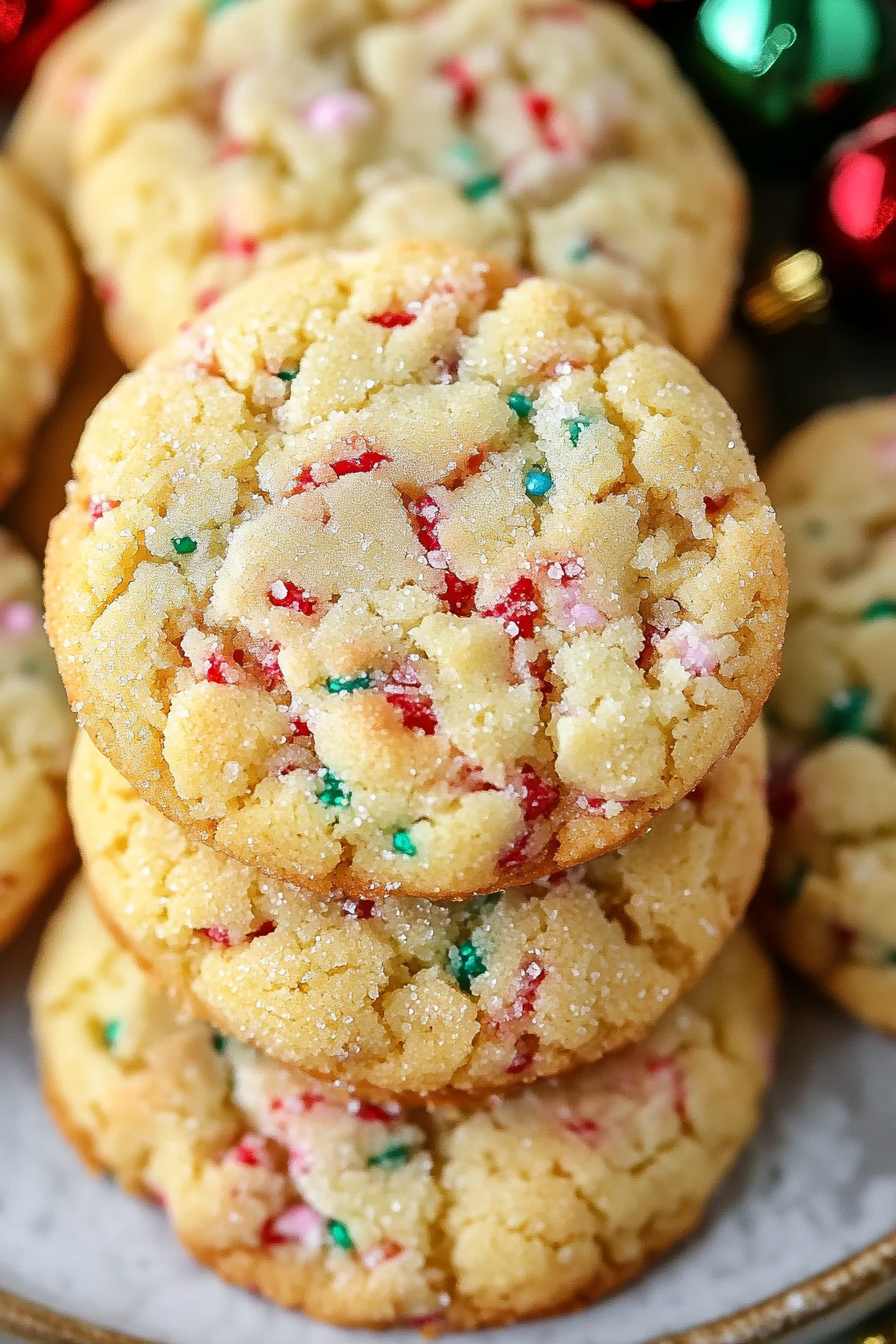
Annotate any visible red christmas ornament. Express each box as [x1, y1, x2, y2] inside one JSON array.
[[810, 109, 896, 326], [0, 0, 95, 98]]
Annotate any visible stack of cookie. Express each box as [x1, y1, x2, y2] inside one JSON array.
[[31, 236, 789, 1331]]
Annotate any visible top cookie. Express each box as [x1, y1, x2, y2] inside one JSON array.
[[762, 399, 896, 1029], [46, 242, 787, 899], [0, 157, 79, 507], [68, 0, 745, 367]]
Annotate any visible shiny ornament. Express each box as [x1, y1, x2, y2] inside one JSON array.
[[686, 0, 896, 174], [810, 109, 896, 325], [0, 0, 94, 98]]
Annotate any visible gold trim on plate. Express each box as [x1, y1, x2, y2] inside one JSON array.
[[4, 1229, 896, 1344]]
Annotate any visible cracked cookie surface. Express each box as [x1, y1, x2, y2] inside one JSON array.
[[31, 878, 779, 1332], [0, 157, 79, 506], [68, 0, 745, 366], [72, 725, 768, 1099], [760, 400, 896, 1034], [46, 242, 786, 899], [0, 529, 75, 949]]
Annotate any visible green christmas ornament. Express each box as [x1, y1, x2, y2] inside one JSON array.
[[686, 0, 896, 174]]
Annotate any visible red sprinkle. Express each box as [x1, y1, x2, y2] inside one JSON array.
[[342, 897, 375, 920], [511, 958, 547, 1019], [246, 920, 276, 941], [518, 765, 559, 822], [289, 715, 312, 738], [440, 55, 478, 115], [333, 448, 391, 476], [204, 652, 230, 685], [646, 1056, 688, 1120], [408, 495, 441, 552], [366, 310, 417, 328], [260, 648, 283, 690], [268, 580, 316, 616], [522, 89, 565, 152], [498, 830, 532, 871], [703, 493, 730, 516], [485, 577, 539, 640], [195, 286, 223, 312], [270, 1092, 324, 1114], [350, 1100, 400, 1123], [226, 1134, 271, 1168], [444, 571, 478, 616], [563, 1116, 604, 1147], [507, 1032, 539, 1074], [386, 690, 439, 736]]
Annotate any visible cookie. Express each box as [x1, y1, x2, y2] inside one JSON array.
[[0, 529, 75, 949], [31, 878, 779, 1332], [68, 0, 745, 367], [760, 400, 896, 1034], [71, 724, 768, 1099], [0, 157, 79, 507], [7, 0, 157, 211], [46, 243, 787, 900]]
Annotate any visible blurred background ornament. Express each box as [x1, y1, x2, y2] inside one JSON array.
[[0, 0, 94, 99], [809, 108, 896, 325], [683, 0, 896, 175]]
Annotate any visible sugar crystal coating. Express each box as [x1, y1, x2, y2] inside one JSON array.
[[31, 880, 779, 1332], [71, 725, 768, 1098], [46, 242, 786, 898]]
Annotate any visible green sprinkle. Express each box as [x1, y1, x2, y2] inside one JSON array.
[[567, 417, 591, 446], [447, 139, 481, 168], [392, 829, 417, 857], [883, 948, 896, 967], [276, 368, 298, 382], [326, 673, 373, 694], [172, 535, 197, 555], [821, 686, 874, 739], [804, 519, 827, 539], [208, 0, 243, 15], [861, 599, 896, 622], [568, 237, 591, 264], [462, 172, 502, 202], [448, 938, 486, 993], [367, 1143, 413, 1170], [102, 1019, 122, 1049], [319, 769, 351, 808], [778, 862, 807, 908], [327, 1219, 354, 1251], [525, 467, 553, 500], [211, 1030, 228, 1053], [507, 390, 534, 419]]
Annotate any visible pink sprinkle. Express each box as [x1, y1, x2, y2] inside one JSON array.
[[261, 1203, 325, 1248], [0, 601, 40, 634], [223, 1134, 274, 1169], [440, 56, 478, 115], [303, 89, 373, 133], [567, 601, 605, 629], [214, 138, 248, 163], [664, 623, 719, 677], [96, 276, 118, 306], [88, 493, 119, 524], [874, 437, 896, 468], [288, 1143, 313, 1177], [646, 1056, 688, 1120], [201, 926, 232, 946], [195, 286, 223, 313], [220, 222, 259, 259]]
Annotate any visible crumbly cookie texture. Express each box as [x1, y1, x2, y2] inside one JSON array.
[[69, 0, 745, 367], [760, 400, 896, 1034], [47, 243, 786, 899], [72, 725, 768, 1099], [0, 529, 75, 949], [31, 880, 779, 1332], [8, 0, 157, 210], [0, 157, 79, 507]]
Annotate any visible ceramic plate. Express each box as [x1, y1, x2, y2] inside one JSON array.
[[3, 909, 896, 1344]]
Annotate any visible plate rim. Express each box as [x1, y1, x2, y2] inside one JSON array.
[[3, 1226, 896, 1344]]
